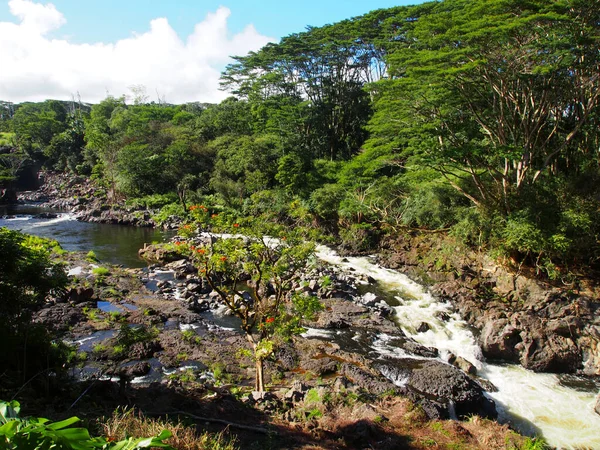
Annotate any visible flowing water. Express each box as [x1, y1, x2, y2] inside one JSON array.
[[316, 245, 600, 449], [0, 204, 171, 267], [2, 205, 598, 448]]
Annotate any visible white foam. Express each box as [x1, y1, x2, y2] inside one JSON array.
[[316, 245, 600, 448], [301, 327, 334, 339], [29, 213, 75, 228], [68, 266, 83, 276]]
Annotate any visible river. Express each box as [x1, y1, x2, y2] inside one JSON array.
[[1, 206, 599, 449], [0, 204, 170, 267]]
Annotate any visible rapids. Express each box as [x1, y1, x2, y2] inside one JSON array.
[[316, 245, 600, 449]]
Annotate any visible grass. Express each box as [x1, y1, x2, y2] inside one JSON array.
[[92, 267, 111, 276], [99, 408, 237, 450]]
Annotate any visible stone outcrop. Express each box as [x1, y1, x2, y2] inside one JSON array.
[[378, 234, 600, 375]]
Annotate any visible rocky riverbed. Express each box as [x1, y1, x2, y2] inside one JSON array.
[[18, 243, 535, 449], [376, 233, 600, 377]]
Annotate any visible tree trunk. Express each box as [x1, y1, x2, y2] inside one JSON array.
[[255, 358, 265, 392]]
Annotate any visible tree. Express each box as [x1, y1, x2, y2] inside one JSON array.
[[12, 100, 68, 161], [85, 96, 127, 201], [370, 0, 600, 212], [176, 215, 320, 391]]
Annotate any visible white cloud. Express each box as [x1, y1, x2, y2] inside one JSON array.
[[0, 1, 274, 104]]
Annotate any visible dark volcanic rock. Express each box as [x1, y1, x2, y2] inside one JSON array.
[[480, 319, 521, 362], [129, 341, 162, 359], [116, 362, 151, 378], [408, 361, 496, 419], [340, 363, 397, 396], [67, 287, 95, 304], [33, 304, 86, 332]]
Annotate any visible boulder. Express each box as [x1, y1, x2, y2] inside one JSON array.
[[68, 287, 94, 304], [595, 395, 600, 416], [33, 304, 86, 332], [447, 353, 477, 375], [408, 361, 496, 419], [417, 322, 431, 333], [519, 333, 581, 373], [284, 380, 310, 403], [340, 363, 397, 396], [480, 318, 521, 362]]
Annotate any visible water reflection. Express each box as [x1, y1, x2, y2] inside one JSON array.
[[0, 204, 172, 267]]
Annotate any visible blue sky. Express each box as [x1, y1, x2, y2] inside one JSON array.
[[0, 0, 418, 43], [0, 0, 421, 104]]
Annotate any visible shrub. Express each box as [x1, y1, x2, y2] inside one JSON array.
[[0, 229, 69, 387], [92, 267, 111, 277], [0, 400, 175, 450]]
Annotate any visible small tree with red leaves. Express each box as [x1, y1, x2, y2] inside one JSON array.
[[178, 217, 321, 392]]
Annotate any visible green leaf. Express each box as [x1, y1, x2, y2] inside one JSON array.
[[54, 427, 91, 441], [0, 420, 19, 438], [47, 416, 81, 430], [0, 401, 20, 423]]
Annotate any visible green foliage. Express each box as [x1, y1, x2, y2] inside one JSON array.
[[125, 193, 178, 210], [86, 251, 99, 262], [0, 400, 174, 449], [401, 183, 469, 229], [0, 132, 15, 147], [152, 203, 186, 226], [175, 216, 317, 391], [115, 324, 158, 350], [519, 437, 548, 450], [92, 267, 111, 277], [0, 229, 69, 385]]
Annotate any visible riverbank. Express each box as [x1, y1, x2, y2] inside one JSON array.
[[17, 171, 179, 229]]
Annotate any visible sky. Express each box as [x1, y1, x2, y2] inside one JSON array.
[[0, 0, 419, 105]]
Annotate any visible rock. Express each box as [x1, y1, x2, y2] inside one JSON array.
[[284, 380, 309, 402], [116, 362, 151, 378], [403, 341, 439, 358], [361, 292, 379, 307], [248, 391, 281, 411], [435, 311, 451, 322], [417, 322, 430, 333], [519, 333, 581, 373], [340, 363, 397, 396], [595, 396, 600, 416], [34, 212, 58, 219], [139, 245, 181, 264], [303, 357, 339, 376], [333, 376, 353, 391], [128, 341, 162, 359], [408, 361, 496, 419], [67, 287, 94, 304], [480, 319, 521, 362], [447, 353, 477, 375], [33, 304, 86, 332]]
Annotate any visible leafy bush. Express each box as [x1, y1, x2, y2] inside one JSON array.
[[92, 267, 110, 277], [0, 400, 174, 449], [401, 183, 468, 229], [152, 203, 186, 226], [125, 193, 178, 210], [339, 223, 380, 254], [0, 229, 69, 386]]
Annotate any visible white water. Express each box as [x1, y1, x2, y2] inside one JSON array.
[[28, 213, 76, 228], [316, 245, 600, 449]]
